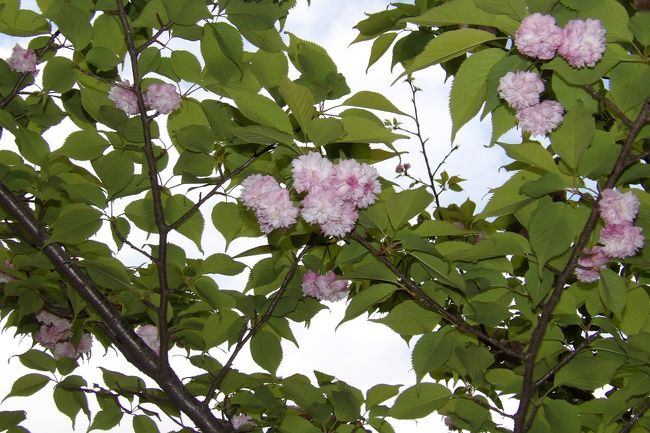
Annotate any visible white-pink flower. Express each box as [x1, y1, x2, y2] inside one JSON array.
[[498, 71, 545, 110], [144, 83, 181, 114], [291, 152, 334, 193], [8, 44, 37, 74], [35, 311, 72, 348], [240, 174, 298, 233], [301, 270, 349, 302], [599, 188, 640, 225], [600, 223, 645, 258], [558, 19, 606, 69], [301, 188, 346, 225], [576, 246, 609, 282], [320, 201, 359, 237], [108, 81, 139, 115], [136, 324, 160, 354], [231, 413, 253, 430], [515, 13, 564, 60], [240, 174, 282, 210], [332, 160, 381, 209], [53, 334, 93, 359], [516, 100, 564, 136]]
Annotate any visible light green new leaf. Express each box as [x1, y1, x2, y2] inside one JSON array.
[[528, 201, 579, 273], [125, 197, 157, 234], [598, 269, 627, 319], [170, 50, 202, 83], [4, 373, 50, 401], [367, 32, 398, 72], [49, 204, 102, 245], [279, 78, 315, 133], [450, 48, 506, 142], [306, 118, 346, 146], [93, 151, 135, 199], [42, 2, 92, 49], [231, 90, 293, 134], [165, 195, 205, 252], [543, 44, 627, 86], [499, 141, 563, 176], [343, 91, 406, 116], [411, 329, 454, 382], [550, 101, 594, 170], [544, 399, 581, 433], [620, 287, 650, 335], [59, 130, 110, 161], [386, 187, 433, 230], [337, 113, 406, 145], [250, 50, 288, 88], [476, 171, 539, 220], [201, 253, 246, 276], [162, 0, 210, 25], [43, 57, 76, 93], [390, 383, 451, 419], [340, 283, 398, 326], [231, 125, 294, 146], [0, 0, 50, 36], [401, 29, 498, 79], [250, 330, 282, 374], [408, 0, 519, 34]]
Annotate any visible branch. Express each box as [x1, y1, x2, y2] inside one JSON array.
[[348, 231, 523, 360], [583, 85, 632, 127], [110, 218, 155, 260], [202, 242, 312, 407], [513, 100, 650, 433], [137, 21, 175, 53], [0, 183, 232, 433], [620, 398, 650, 433]]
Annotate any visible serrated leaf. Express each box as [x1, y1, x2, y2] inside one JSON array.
[[231, 90, 293, 134], [371, 300, 440, 336], [529, 201, 578, 273], [386, 187, 433, 230], [474, 0, 526, 20], [390, 383, 451, 419], [450, 48, 506, 142], [201, 253, 246, 276], [629, 12, 650, 46], [408, 0, 519, 34], [621, 287, 649, 335], [306, 118, 345, 146], [53, 385, 89, 428], [340, 283, 397, 326], [4, 374, 50, 401], [88, 409, 123, 432], [18, 350, 56, 373], [411, 329, 454, 382], [554, 351, 623, 390], [279, 78, 314, 133], [367, 32, 398, 72], [49, 204, 102, 245], [165, 195, 204, 252], [250, 330, 282, 374], [343, 91, 406, 116], [43, 57, 76, 92], [550, 101, 594, 170], [366, 384, 402, 408], [598, 269, 627, 319], [59, 130, 110, 161], [132, 415, 160, 433]]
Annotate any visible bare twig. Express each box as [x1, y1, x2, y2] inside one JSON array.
[[583, 86, 632, 127], [620, 398, 650, 433]]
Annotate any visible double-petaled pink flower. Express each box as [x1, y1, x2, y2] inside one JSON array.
[[109, 81, 181, 115], [240, 174, 298, 233], [558, 19, 606, 69], [515, 14, 564, 60], [302, 270, 349, 302], [8, 44, 38, 74], [34, 311, 92, 359]]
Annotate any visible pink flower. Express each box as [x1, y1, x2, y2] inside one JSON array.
[[515, 14, 564, 60], [136, 325, 160, 354], [35, 311, 72, 348], [498, 71, 545, 110], [291, 152, 334, 193], [600, 223, 645, 258], [516, 100, 564, 136], [320, 201, 359, 237], [0, 260, 15, 283], [8, 44, 37, 74], [240, 174, 298, 233], [395, 162, 411, 173], [576, 246, 609, 282], [108, 81, 139, 115], [240, 174, 282, 209], [301, 270, 349, 302], [144, 83, 181, 114], [599, 189, 640, 225], [53, 334, 93, 359], [332, 160, 381, 209], [231, 413, 253, 430], [301, 188, 346, 225], [558, 19, 606, 68]]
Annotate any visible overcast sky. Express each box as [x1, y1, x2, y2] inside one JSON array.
[[0, 1, 514, 432]]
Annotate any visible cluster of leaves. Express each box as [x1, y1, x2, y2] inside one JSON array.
[[0, 0, 648, 432]]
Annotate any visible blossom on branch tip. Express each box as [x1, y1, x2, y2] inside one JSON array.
[[600, 223, 645, 258], [558, 19, 606, 68], [599, 188, 640, 225], [8, 44, 38, 74], [144, 83, 181, 114], [516, 100, 564, 136], [302, 270, 349, 302], [498, 71, 545, 110], [108, 81, 139, 115], [515, 13, 564, 60], [136, 324, 160, 354], [575, 246, 609, 282]]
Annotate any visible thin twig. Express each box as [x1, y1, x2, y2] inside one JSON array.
[[137, 21, 175, 54], [110, 218, 155, 260], [583, 86, 632, 127], [620, 398, 650, 433]]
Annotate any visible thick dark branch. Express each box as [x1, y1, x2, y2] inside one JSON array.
[[115, 0, 171, 368], [514, 100, 650, 433], [349, 231, 523, 360], [0, 183, 232, 433], [168, 144, 275, 231], [620, 398, 650, 433], [202, 243, 311, 407]]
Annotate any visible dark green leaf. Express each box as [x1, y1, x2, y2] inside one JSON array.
[[4, 374, 50, 400], [390, 383, 451, 419], [250, 330, 282, 374]]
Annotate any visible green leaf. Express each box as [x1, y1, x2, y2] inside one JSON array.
[[201, 253, 246, 276], [340, 283, 397, 326], [367, 32, 398, 72], [93, 151, 135, 198], [278, 415, 320, 433], [53, 385, 89, 428], [437, 232, 531, 262], [390, 383, 451, 419], [410, 251, 465, 290], [43, 57, 76, 92], [543, 399, 581, 433], [550, 101, 594, 170], [88, 409, 123, 432], [386, 187, 433, 230], [620, 287, 650, 335], [230, 125, 294, 146], [132, 415, 160, 433], [0, 411, 26, 431], [543, 44, 627, 86], [629, 12, 650, 46], [306, 118, 346, 147], [528, 201, 579, 273], [15, 128, 49, 165], [371, 300, 440, 336], [343, 91, 406, 116], [165, 195, 204, 252], [212, 201, 260, 249], [344, 259, 398, 284], [4, 374, 50, 400], [581, 0, 632, 43], [366, 384, 402, 408], [49, 204, 102, 245], [402, 29, 498, 78], [0, 1, 49, 36], [499, 141, 563, 176], [231, 90, 293, 135], [250, 330, 282, 374], [476, 171, 538, 219], [85, 47, 121, 72], [450, 48, 506, 142], [18, 350, 56, 373], [59, 130, 110, 161], [162, 0, 210, 25], [42, 2, 92, 49], [251, 50, 288, 88], [125, 197, 157, 234], [411, 329, 454, 382], [609, 63, 650, 113], [474, 0, 527, 20], [170, 50, 202, 83], [175, 125, 214, 152], [554, 350, 623, 390], [598, 269, 627, 319], [408, 0, 519, 34], [279, 78, 315, 133]]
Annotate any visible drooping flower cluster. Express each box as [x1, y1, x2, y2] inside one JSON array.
[[34, 311, 93, 359], [515, 13, 607, 69], [302, 270, 349, 302], [136, 324, 160, 354], [293, 152, 380, 237], [109, 81, 181, 115], [498, 71, 564, 136], [8, 44, 38, 74], [576, 189, 645, 282], [240, 174, 299, 233]]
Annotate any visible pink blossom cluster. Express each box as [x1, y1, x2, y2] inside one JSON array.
[[109, 81, 181, 115], [515, 14, 607, 69], [240, 174, 299, 233], [8, 44, 38, 75], [498, 71, 564, 136], [576, 189, 645, 282], [136, 324, 160, 354], [302, 270, 349, 302], [231, 413, 253, 430], [34, 311, 92, 359], [293, 152, 380, 237]]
